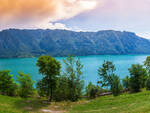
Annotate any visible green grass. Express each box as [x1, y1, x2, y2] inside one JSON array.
[[68, 91, 150, 113], [1, 91, 150, 113], [0, 95, 73, 113]]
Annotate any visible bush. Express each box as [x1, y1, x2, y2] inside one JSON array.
[[17, 72, 34, 98], [111, 74, 122, 96], [122, 76, 130, 90], [0, 70, 17, 96], [86, 82, 100, 99]]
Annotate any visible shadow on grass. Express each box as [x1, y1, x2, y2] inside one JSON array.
[[13, 98, 50, 112]]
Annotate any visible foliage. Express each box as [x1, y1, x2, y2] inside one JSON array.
[[0, 70, 17, 96], [98, 61, 121, 96], [36, 77, 48, 97], [129, 64, 147, 92], [63, 56, 84, 101], [122, 76, 130, 89], [146, 76, 150, 90], [144, 56, 150, 74], [37, 74, 75, 102], [36, 56, 61, 101], [86, 82, 100, 99], [17, 72, 34, 98], [111, 74, 122, 96], [53, 75, 70, 101], [98, 61, 116, 88]]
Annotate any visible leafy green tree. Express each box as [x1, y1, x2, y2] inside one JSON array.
[[98, 61, 116, 88], [111, 74, 122, 96], [143, 56, 150, 90], [36, 56, 61, 101], [98, 61, 121, 96], [17, 72, 34, 98], [0, 70, 17, 96], [63, 56, 84, 101], [129, 64, 147, 92], [144, 56, 150, 74], [122, 76, 130, 89]]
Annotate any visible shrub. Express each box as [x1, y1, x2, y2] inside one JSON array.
[[86, 82, 99, 99], [122, 76, 130, 90], [0, 70, 17, 96], [17, 72, 34, 98], [111, 74, 122, 96]]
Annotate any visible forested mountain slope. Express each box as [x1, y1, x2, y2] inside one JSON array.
[[0, 29, 150, 58]]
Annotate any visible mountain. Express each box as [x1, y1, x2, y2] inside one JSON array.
[[0, 29, 150, 58]]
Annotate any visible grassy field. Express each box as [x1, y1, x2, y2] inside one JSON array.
[[69, 91, 150, 113], [1, 91, 150, 113], [0, 95, 73, 113]]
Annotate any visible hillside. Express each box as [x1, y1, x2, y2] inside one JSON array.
[[0, 29, 150, 58], [69, 90, 150, 113], [1, 91, 150, 113]]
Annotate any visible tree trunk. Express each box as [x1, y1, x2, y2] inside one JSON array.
[[48, 75, 51, 102], [50, 86, 52, 102], [48, 77, 52, 102], [48, 82, 51, 102]]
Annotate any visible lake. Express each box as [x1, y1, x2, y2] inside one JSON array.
[[0, 55, 149, 85]]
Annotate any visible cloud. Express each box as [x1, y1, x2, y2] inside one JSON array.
[[0, 0, 98, 30], [57, 0, 150, 38]]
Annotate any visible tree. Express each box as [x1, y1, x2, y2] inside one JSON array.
[[98, 61, 121, 96], [144, 56, 150, 74], [144, 56, 150, 90], [36, 56, 61, 101], [122, 76, 130, 90], [0, 70, 17, 96], [98, 61, 116, 88], [111, 74, 122, 96], [63, 56, 84, 101], [129, 64, 147, 92], [17, 72, 34, 98]]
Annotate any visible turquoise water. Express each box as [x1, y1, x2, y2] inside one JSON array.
[[0, 55, 149, 85]]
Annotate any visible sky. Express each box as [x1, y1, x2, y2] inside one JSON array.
[[0, 0, 150, 38]]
